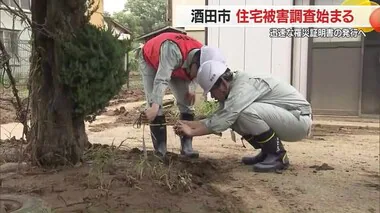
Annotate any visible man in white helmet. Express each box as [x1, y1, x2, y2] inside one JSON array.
[[139, 32, 226, 158], [174, 60, 312, 172]]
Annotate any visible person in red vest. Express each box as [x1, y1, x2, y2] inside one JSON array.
[[139, 32, 226, 158]]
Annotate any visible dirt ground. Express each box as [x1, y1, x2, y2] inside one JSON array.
[[0, 89, 379, 212]]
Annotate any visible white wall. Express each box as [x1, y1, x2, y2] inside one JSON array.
[[0, 9, 32, 40], [113, 28, 131, 40], [292, 0, 310, 98], [209, 0, 246, 71], [104, 21, 131, 40], [207, 0, 293, 84]]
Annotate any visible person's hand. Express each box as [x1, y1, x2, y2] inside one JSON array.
[[185, 92, 195, 105], [173, 121, 183, 135], [173, 122, 181, 135], [174, 121, 193, 137], [140, 112, 149, 124], [144, 103, 160, 122]]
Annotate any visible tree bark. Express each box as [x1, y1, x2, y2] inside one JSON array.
[[29, 0, 89, 167]]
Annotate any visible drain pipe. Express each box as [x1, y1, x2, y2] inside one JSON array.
[[290, 0, 295, 86]]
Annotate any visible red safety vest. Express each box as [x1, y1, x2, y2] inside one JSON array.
[[142, 32, 203, 81]]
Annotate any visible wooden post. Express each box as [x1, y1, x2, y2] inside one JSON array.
[[166, 0, 172, 24]]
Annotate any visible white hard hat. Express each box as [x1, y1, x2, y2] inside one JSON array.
[[200, 46, 226, 65], [197, 60, 228, 96], [183, 46, 226, 69]]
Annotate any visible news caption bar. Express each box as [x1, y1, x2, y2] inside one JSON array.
[[269, 28, 365, 38], [173, 5, 379, 28]]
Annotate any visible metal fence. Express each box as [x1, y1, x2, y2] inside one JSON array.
[[1, 39, 31, 97], [0, 39, 146, 97]]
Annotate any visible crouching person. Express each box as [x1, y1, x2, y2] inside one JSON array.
[[174, 60, 312, 172]]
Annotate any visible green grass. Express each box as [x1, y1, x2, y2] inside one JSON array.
[[194, 100, 219, 119]]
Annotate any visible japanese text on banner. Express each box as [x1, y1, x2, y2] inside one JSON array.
[[174, 5, 379, 28]]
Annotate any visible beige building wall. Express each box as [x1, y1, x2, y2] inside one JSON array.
[[171, 0, 206, 103], [89, 0, 104, 27], [186, 30, 205, 44]]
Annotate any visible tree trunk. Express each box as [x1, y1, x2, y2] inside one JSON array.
[[29, 0, 89, 167]]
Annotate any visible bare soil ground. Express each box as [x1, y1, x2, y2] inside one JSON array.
[[0, 142, 243, 212], [1, 121, 379, 213], [0, 87, 379, 213]]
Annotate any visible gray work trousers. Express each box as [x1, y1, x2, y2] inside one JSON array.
[[231, 102, 312, 142], [138, 53, 194, 116]]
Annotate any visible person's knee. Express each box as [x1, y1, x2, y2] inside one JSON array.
[[235, 113, 310, 142], [248, 103, 312, 142]]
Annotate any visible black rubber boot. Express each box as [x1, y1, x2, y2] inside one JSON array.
[[179, 113, 199, 158], [252, 129, 289, 173], [150, 115, 167, 157], [242, 152, 267, 165], [241, 135, 267, 165]]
